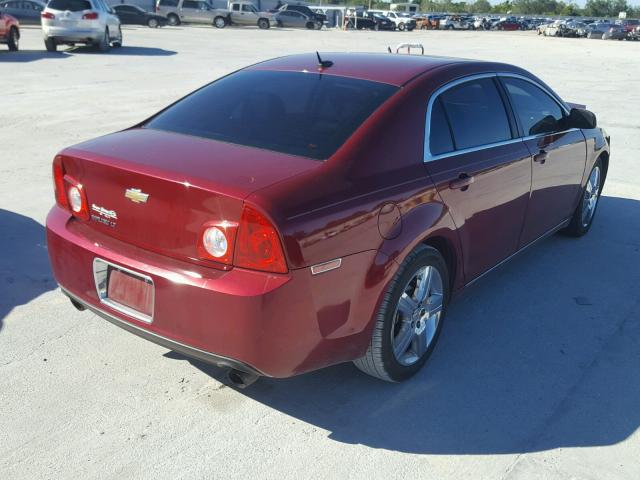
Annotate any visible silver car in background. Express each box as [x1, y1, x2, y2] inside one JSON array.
[[41, 0, 121, 52]]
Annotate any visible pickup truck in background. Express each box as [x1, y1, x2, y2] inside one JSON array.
[[155, 0, 272, 29]]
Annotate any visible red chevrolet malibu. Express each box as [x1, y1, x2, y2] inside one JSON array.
[[46, 53, 610, 385]]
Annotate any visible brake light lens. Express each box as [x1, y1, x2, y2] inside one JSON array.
[[234, 206, 287, 274], [197, 206, 287, 273], [82, 12, 99, 19], [52, 156, 68, 210], [41, 12, 55, 19], [52, 156, 90, 220]]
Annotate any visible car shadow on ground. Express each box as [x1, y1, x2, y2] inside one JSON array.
[[0, 209, 54, 331], [0, 50, 71, 63], [0, 46, 176, 61], [171, 195, 640, 455], [65, 45, 177, 56]]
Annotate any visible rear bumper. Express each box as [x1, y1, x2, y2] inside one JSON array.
[[46, 206, 387, 377], [42, 26, 103, 43], [61, 287, 263, 375]]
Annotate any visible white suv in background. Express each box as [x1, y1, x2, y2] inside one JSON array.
[[41, 0, 121, 52]]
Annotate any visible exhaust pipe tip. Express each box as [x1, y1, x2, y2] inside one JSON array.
[[227, 368, 259, 389], [69, 298, 86, 312]]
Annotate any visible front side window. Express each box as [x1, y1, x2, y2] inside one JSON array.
[[437, 77, 512, 150], [145, 70, 397, 160], [502, 77, 565, 136]]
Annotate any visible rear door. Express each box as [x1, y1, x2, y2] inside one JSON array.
[[180, 0, 200, 22], [424, 75, 532, 282], [499, 75, 586, 246]]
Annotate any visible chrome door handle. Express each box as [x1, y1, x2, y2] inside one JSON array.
[[533, 150, 548, 164], [449, 173, 475, 191]]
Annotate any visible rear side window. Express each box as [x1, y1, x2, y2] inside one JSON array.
[[429, 97, 454, 156], [501, 77, 565, 136], [159, 0, 178, 6], [438, 78, 512, 150], [47, 0, 90, 10], [145, 70, 397, 160]]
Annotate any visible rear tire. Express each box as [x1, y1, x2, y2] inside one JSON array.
[[167, 13, 180, 26], [354, 245, 449, 382], [112, 27, 122, 48], [44, 36, 57, 52], [8, 26, 19, 51], [214, 16, 226, 28], [97, 28, 110, 52], [563, 158, 603, 237]]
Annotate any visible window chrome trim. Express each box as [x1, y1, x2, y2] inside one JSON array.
[[423, 71, 572, 163]]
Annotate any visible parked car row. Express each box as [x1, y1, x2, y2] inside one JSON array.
[[539, 18, 640, 40]]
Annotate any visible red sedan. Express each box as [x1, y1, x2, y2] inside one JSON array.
[[46, 53, 610, 385], [0, 10, 19, 51]]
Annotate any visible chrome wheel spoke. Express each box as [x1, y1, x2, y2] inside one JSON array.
[[393, 324, 414, 358], [415, 266, 432, 303], [426, 292, 443, 316], [398, 293, 418, 316], [413, 328, 428, 357]]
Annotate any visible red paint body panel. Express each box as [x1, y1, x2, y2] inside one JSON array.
[[0, 13, 19, 45], [45, 54, 610, 377]]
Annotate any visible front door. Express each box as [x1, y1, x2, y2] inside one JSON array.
[[499, 76, 586, 245], [424, 75, 532, 282]]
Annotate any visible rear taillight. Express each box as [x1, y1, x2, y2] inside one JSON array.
[[52, 156, 68, 210], [234, 206, 287, 274], [197, 205, 287, 273], [197, 222, 238, 266], [41, 12, 55, 19], [63, 175, 90, 220], [52, 156, 90, 221], [82, 12, 99, 19]]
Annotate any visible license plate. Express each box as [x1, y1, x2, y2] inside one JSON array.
[[93, 258, 154, 323]]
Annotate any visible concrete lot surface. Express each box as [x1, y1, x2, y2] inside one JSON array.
[[1, 26, 639, 480]]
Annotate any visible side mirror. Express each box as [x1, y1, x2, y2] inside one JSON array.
[[567, 108, 597, 129]]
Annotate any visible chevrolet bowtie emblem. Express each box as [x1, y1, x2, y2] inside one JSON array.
[[125, 188, 149, 204]]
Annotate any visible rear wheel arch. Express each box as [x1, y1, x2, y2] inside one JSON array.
[[422, 235, 457, 293]]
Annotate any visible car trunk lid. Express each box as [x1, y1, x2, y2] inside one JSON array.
[[59, 128, 319, 267]]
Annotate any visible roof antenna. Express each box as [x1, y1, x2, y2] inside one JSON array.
[[316, 51, 333, 70], [387, 46, 392, 53]]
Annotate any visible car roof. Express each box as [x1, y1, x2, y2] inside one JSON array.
[[247, 53, 477, 87]]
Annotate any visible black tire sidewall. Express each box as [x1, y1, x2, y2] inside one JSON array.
[[379, 248, 449, 381], [8, 27, 19, 51]]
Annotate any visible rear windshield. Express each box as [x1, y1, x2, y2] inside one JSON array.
[[144, 70, 398, 160], [48, 0, 91, 10]]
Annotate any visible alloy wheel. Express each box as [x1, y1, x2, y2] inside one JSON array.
[[391, 265, 443, 366], [582, 165, 601, 227]]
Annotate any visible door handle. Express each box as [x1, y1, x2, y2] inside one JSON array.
[[533, 150, 548, 164], [449, 173, 475, 191]]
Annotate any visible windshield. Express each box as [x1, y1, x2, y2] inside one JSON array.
[[145, 70, 398, 160]]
